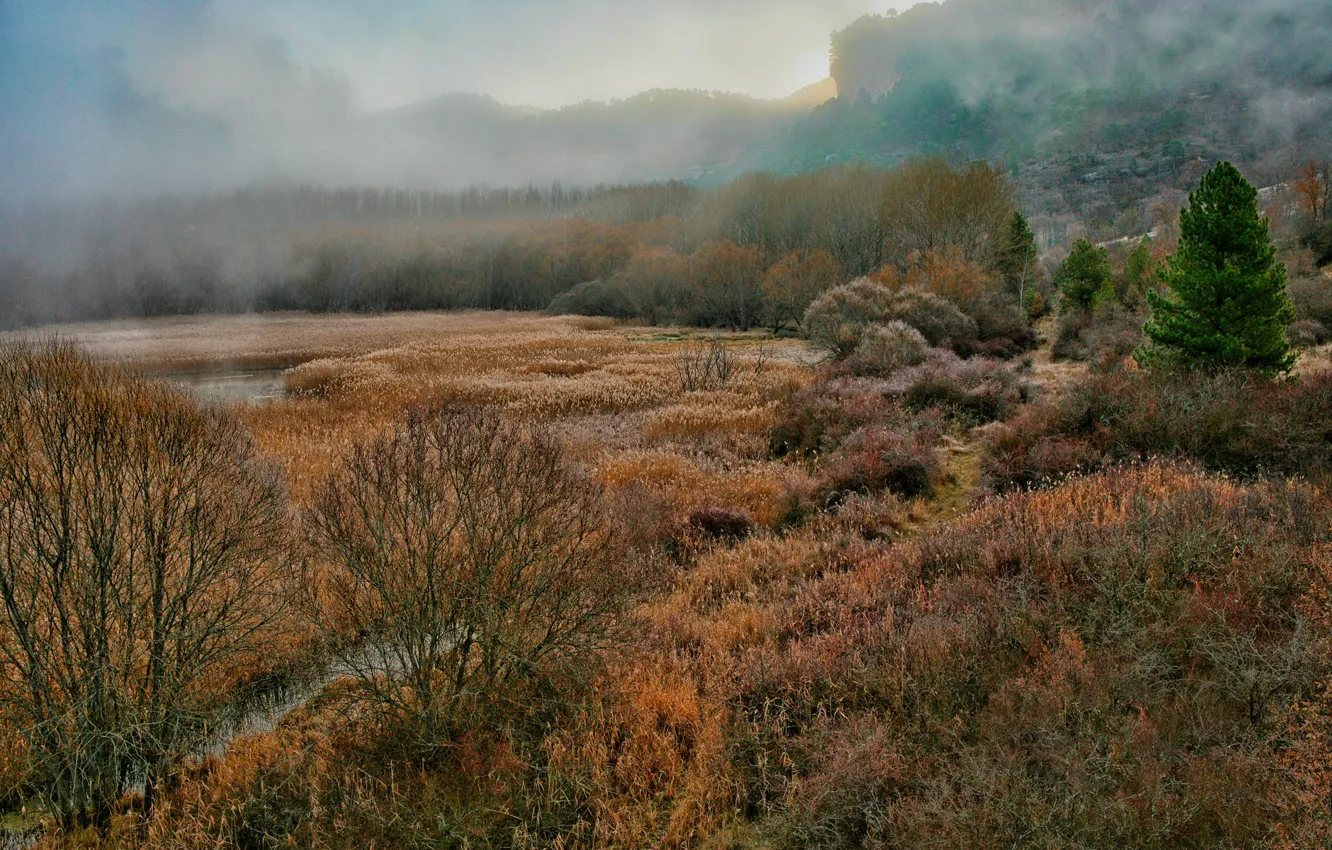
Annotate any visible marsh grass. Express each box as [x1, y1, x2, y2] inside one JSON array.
[[17, 310, 1332, 849]]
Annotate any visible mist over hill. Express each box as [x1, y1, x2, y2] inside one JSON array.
[[1, 73, 821, 200], [4, 0, 1329, 208], [748, 0, 1332, 235], [3, 0, 1331, 293]]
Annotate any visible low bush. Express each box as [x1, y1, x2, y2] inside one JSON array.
[[837, 321, 928, 377], [1301, 220, 1332, 266], [1289, 318, 1330, 349], [687, 507, 756, 543], [1289, 275, 1332, 326], [882, 290, 978, 352], [741, 465, 1332, 848], [802, 278, 900, 359], [818, 421, 944, 503], [769, 381, 901, 458], [885, 348, 1030, 425], [803, 280, 978, 359], [962, 293, 1040, 356], [983, 368, 1332, 491], [1052, 303, 1146, 365]]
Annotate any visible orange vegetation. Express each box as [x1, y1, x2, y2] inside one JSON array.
[[7, 311, 1332, 849]]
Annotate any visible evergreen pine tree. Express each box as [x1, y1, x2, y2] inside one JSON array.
[[1055, 237, 1111, 312], [1117, 237, 1156, 306], [997, 210, 1040, 310], [1144, 161, 1295, 373]]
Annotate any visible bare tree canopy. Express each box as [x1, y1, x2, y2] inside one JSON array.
[[304, 405, 631, 745], [0, 342, 290, 830]]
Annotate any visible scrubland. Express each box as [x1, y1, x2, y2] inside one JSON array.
[[3, 302, 1331, 850], [8, 152, 1332, 850]]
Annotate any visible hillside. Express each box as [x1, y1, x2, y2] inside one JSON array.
[[747, 0, 1332, 239], [371, 87, 823, 185], [3, 68, 823, 199]]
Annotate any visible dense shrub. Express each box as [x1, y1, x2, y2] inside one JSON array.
[[818, 423, 943, 502], [751, 466, 1332, 849], [875, 246, 1037, 355], [885, 348, 1030, 424], [836, 320, 928, 377], [881, 290, 978, 350], [962, 293, 1039, 356], [1289, 274, 1332, 326], [1299, 219, 1332, 266], [687, 507, 756, 542], [1052, 303, 1146, 364], [803, 280, 979, 358], [1289, 318, 1330, 349], [983, 368, 1332, 490], [769, 380, 902, 457], [802, 278, 901, 358]]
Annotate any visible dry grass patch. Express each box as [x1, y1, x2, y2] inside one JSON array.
[[32, 312, 814, 512], [3, 311, 592, 372]]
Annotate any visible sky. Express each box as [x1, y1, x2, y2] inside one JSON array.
[[0, 0, 910, 197], [1, 0, 895, 114]]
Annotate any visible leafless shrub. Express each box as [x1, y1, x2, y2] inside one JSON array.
[[0, 342, 290, 831], [303, 405, 634, 746], [675, 338, 733, 392], [752, 340, 773, 377]]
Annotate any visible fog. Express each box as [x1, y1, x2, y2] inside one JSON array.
[[0, 0, 884, 200], [1, 0, 1330, 332]]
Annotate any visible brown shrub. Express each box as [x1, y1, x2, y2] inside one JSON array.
[[0, 342, 292, 831], [834, 321, 928, 378], [687, 507, 756, 543], [1052, 303, 1146, 364], [1289, 318, 1330, 349], [769, 379, 907, 459], [1289, 274, 1332, 327], [742, 466, 1332, 848], [303, 405, 637, 747], [983, 368, 1332, 491], [819, 423, 944, 503], [887, 348, 1029, 425], [802, 278, 901, 359]]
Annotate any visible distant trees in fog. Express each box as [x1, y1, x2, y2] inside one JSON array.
[[0, 159, 1025, 332]]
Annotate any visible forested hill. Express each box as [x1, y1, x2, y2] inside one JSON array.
[[743, 0, 1332, 234], [370, 85, 832, 187]]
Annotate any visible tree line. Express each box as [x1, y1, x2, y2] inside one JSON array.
[[0, 160, 1018, 331]]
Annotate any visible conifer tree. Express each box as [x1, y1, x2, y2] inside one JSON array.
[[1144, 161, 1295, 373], [1055, 237, 1111, 312], [1117, 237, 1156, 306], [997, 210, 1040, 310]]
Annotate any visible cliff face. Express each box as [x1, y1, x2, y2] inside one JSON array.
[[759, 0, 1332, 227], [830, 0, 1332, 103]]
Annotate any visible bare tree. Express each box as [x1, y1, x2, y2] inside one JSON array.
[[303, 406, 631, 744], [0, 342, 290, 831], [675, 337, 733, 392], [879, 158, 1015, 270]]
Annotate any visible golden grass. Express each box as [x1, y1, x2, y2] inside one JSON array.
[[25, 312, 813, 509], [2, 311, 595, 373], [21, 310, 1326, 847]]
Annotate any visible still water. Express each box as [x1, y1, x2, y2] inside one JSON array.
[[162, 368, 289, 404]]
